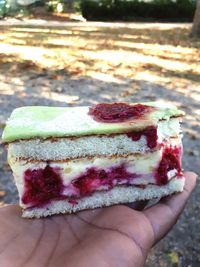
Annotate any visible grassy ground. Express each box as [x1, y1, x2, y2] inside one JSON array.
[[0, 21, 199, 267]]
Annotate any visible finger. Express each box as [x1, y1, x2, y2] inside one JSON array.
[[125, 200, 149, 211], [0, 205, 21, 218], [143, 172, 197, 245]]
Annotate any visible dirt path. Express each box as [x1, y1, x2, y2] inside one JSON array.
[[0, 21, 199, 267], [0, 19, 191, 28]]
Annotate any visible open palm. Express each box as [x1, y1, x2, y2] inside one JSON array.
[[0, 172, 196, 267]]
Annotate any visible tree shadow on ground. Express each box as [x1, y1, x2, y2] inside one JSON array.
[[1, 24, 200, 48], [0, 46, 199, 84]]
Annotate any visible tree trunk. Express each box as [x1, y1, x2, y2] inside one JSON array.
[[191, 0, 200, 37]]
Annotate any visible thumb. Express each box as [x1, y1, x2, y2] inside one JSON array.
[[143, 172, 197, 245]]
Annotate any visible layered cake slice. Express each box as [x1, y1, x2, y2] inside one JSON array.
[[2, 102, 185, 218]]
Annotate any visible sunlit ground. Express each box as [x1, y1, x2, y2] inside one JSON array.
[[0, 22, 199, 86]]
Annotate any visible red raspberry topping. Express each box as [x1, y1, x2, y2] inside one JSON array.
[[89, 103, 152, 123]]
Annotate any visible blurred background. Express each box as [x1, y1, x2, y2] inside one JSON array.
[[0, 0, 199, 266]]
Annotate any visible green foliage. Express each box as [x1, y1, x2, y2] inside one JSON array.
[[0, 0, 46, 17], [0, 0, 81, 17], [47, 1, 61, 12], [0, 0, 7, 17], [80, 0, 196, 21], [73, 0, 81, 11]]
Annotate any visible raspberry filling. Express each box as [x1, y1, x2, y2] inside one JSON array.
[[155, 146, 182, 185], [127, 126, 157, 148], [22, 166, 64, 207], [22, 164, 139, 207], [71, 165, 138, 198], [89, 103, 153, 123], [22, 146, 182, 207]]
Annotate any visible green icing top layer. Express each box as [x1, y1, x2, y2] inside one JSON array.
[[2, 103, 184, 142]]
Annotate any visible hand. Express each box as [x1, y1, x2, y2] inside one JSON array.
[[0, 172, 196, 267]]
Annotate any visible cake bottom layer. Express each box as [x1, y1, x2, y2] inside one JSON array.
[[22, 177, 185, 218]]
